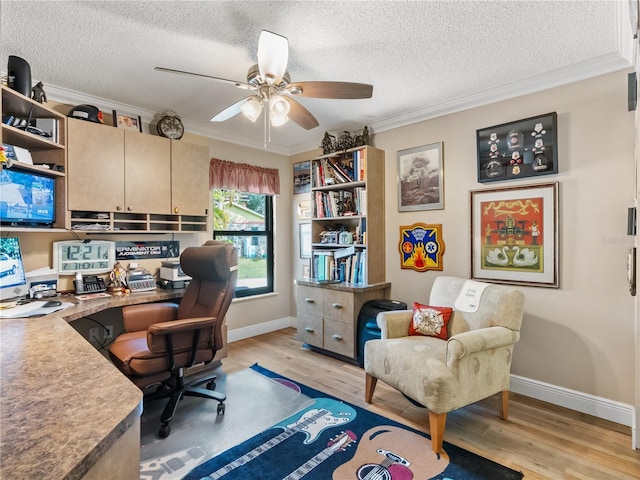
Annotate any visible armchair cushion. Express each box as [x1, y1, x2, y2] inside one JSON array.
[[409, 303, 453, 339]]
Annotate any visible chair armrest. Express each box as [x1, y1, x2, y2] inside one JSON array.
[[376, 310, 413, 339], [446, 326, 520, 363], [122, 302, 179, 332], [148, 316, 216, 335], [147, 317, 217, 354]]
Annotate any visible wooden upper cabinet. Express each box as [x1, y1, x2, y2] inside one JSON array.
[[171, 140, 209, 216], [67, 118, 125, 212], [124, 131, 171, 214]]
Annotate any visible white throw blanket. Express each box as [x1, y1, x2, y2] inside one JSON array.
[[454, 280, 490, 313]]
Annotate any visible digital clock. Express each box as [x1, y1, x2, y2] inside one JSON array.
[[53, 240, 116, 275]]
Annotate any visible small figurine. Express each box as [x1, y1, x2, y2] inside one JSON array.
[[321, 132, 335, 154], [31, 81, 47, 103], [108, 262, 127, 293]]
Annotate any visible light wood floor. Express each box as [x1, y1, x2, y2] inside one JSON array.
[[220, 328, 640, 480]]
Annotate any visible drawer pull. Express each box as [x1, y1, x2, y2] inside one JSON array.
[[332, 334, 343, 341], [304, 298, 315, 303], [305, 327, 315, 333], [332, 303, 343, 309]]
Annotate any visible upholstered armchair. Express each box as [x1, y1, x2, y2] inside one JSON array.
[[364, 276, 525, 453]]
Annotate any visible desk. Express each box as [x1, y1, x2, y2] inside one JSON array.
[[0, 289, 184, 480]]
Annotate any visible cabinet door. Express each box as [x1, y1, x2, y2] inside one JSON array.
[[297, 285, 323, 317], [67, 118, 125, 211], [296, 313, 323, 348], [323, 319, 355, 358], [171, 141, 209, 215], [323, 289, 354, 323], [124, 131, 171, 214]]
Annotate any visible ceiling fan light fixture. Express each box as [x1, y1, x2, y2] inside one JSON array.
[[241, 96, 263, 122], [269, 94, 290, 116], [270, 113, 289, 127], [258, 30, 289, 85]]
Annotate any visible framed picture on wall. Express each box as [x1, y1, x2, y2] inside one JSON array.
[[470, 182, 559, 288], [476, 112, 558, 183], [299, 223, 311, 258], [293, 160, 311, 194], [398, 142, 444, 211]]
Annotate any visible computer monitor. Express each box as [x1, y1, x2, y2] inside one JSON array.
[[0, 237, 28, 302]]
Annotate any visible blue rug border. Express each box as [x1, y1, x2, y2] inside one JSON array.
[[184, 364, 524, 480]]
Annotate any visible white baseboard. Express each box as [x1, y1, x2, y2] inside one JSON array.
[[227, 325, 635, 429], [228, 316, 296, 343], [510, 374, 634, 427]]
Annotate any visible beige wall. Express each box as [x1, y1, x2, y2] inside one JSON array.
[[291, 70, 636, 405], [376, 70, 636, 405]]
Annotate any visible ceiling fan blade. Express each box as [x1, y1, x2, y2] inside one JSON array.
[[210, 97, 252, 122], [284, 97, 319, 130], [155, 67, 255, 90], [287, 81, 373, 99], [257, 30, 288, 85]]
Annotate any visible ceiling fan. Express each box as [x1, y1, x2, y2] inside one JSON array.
[[155, 30, 373, 130]]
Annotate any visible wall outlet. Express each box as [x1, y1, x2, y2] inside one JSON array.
[[89, 327, 100, 343], [105, 325, 114, 340]]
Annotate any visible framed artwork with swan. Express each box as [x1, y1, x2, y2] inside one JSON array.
[[470, 182, 559, 288]]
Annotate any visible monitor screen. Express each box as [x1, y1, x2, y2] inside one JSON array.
[[0, 237, 27, 301], [0, 168, 55, 226]]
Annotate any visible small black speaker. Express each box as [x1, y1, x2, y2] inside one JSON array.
[[7, 55, 31, 97]]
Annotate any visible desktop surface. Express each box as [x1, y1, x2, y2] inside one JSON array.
[[0, 288, 184, 479]]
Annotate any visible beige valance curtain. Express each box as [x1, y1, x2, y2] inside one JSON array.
[[209, 158, 280, 195]]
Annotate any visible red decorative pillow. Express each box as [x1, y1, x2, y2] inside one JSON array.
[[408, 303, 453, 340]]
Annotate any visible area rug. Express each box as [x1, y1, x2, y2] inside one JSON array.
[[184, 364, 523, 480]]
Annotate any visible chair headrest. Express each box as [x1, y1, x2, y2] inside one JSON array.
[[180, 243, 238, 282]]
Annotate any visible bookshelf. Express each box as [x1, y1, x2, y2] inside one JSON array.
[[309, 145, 385, 285], [1, 85, 68, 231]]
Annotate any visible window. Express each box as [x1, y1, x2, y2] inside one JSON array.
[[212, 189, 274, 298]]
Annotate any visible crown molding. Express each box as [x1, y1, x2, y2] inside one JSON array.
[[42, 84, 291, 156], [40, 48, 633, 159]]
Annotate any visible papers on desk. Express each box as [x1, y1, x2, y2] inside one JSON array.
[[0, 301, 73, 318]]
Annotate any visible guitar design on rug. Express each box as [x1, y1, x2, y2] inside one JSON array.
[[140, 446, 206, 480], [202, 398, 356, 479], [282, 430, 357, 480], [332, 425, 451, 479]]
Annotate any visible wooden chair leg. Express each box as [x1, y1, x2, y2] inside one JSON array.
[[500, 390, 509, 420], [364, 373, 377, 403], [428, 411, 447, 454]]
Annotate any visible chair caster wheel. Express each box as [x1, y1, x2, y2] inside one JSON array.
[[159, 424, 171, 438], [207, 381, 216, 390], [217, 403, 225, 415]]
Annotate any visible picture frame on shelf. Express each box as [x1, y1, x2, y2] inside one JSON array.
[[112, 110, 142, 132], [476, 112, 557, 183], [470, 182, 559, 288], [293, 160, 311, 194], [398, 142, 444, 211], [299, 223, 312, 258]]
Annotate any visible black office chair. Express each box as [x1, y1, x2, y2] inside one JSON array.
[[108, 241, 238, 438]]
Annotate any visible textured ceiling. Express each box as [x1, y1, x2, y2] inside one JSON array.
[[0, 1, 635, 154]]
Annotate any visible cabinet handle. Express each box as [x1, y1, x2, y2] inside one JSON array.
[[304, 298, 315, 303], [127, 206, 133, 212], [332, 334, 343, 341], [116, 206, 122, 211], [332, 303, 343, 309], [305, 327, 315, 333], [174, 207, 179, 214]]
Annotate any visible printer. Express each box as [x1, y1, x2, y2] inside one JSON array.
[[159, 261, 191, 289]]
